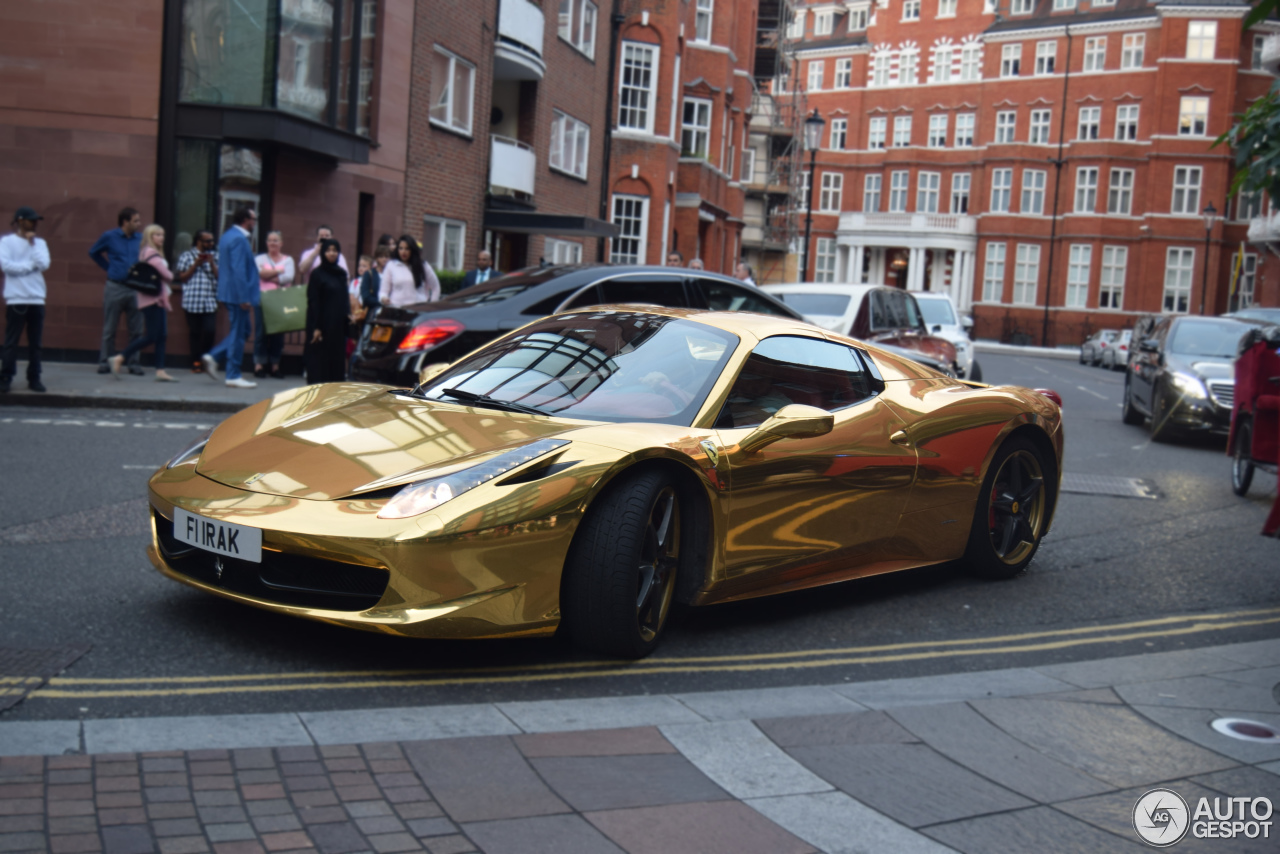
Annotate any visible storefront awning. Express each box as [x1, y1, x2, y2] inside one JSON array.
[[176, 105, 371, 164], [483, 210, 619, 238]]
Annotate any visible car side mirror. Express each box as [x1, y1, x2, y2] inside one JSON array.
[[962, 315, 974, 331], [1138, 339, 1159, 354], [932, 324, 943, 333], [739, 404, 834, 454]]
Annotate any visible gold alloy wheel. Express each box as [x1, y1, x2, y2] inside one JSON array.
[[986, 449, 1046, 566], [637, 487, 680, 643]]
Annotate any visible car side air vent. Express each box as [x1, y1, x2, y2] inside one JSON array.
[[498, 458, 577, 486]]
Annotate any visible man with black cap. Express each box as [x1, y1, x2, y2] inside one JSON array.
[[0, 206, 51, 393]]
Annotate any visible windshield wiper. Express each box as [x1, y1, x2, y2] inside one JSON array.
[[439, 387, 548, 416]]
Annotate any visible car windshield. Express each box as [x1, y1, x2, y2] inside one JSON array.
[[916, 298, 957, 326], [419, 312, 739, 425], [774, 293, 851, 316], [1168, 320, 1246, 359]]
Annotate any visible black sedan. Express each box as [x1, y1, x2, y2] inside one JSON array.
[[351, 266, 803, 387], [1122, 315, 1252, 440]]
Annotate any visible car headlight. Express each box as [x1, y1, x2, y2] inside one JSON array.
[[377, 438, 570, 520], [1169, 372, 1207, 399], [166, 432, 211, 468]]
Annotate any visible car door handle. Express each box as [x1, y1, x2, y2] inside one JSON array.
[[890, 429, 910, 446]]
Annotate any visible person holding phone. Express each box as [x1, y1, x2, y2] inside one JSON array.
[[175, 230, 218, 373]]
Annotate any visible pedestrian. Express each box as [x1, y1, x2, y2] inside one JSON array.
[[666, 250, 684, 267], [174, 230, 218, 374], [89, 207, 145, 375], [689, 258, 705, 270], [462, 250, 501, 287], [360, 245, 390, 312], [298, 224, 349, 279], [110, 224, 176, 382], [0, 206, 50, 394], [735, 261, 756, 286], [306, 238, 350, 384], [379, 235, 441, 307], [253, 230, 295, 378], [202, 207, 260, 389]]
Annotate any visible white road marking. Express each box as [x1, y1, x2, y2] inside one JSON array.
[[21, 419, 50, 424], [1076, 385, 1108, 400], [1033, 365, 1050, 374], [122, 465, 160, 470], [9, 417, 208, 430], [95, 421, 126, 427]]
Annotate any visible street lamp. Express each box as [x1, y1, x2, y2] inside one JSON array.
[[800, 109, 825, 282], [1199, 202, 1217, 315]]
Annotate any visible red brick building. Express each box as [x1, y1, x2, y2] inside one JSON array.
[[605, 0, 759, 272], [781, 0, 1278, 345]]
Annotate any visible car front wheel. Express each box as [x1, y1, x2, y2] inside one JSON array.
[[1149, 386, 1175, 442], [964, 436, 1051, 580], [560, 469, 684, 658], [1122, 374, 1143, 425], [1232, 420, 1255, 497]]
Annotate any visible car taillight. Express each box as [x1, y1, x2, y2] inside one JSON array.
[[1034, 388, 1063, 408], [1119, 344, 1128, 351], [398, 319, 464, 353]]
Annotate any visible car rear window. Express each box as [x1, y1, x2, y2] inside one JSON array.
[[774, 293, 851, 316], [916, 298, 956, 326]]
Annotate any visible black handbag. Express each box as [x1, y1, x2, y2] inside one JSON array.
[[123, 261, 162, 296]]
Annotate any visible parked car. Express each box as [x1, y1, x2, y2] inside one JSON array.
[[1080, 329, 1119, 366], [148, 306, 1064, 657], [351, 266, 802, 387], [1121, 316, 1253, 440], [912, 291, 981, 381], [761, 284, 959, 376], [1100, 330, 1132, 371]]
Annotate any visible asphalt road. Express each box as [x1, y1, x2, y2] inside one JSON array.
[[2, 352, 1277, 722]]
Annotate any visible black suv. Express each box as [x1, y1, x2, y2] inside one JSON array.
[[351, 265, 800, 386]]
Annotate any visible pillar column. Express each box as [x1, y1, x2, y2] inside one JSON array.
[[928, 249, 945, 292], [959, 250, 976, 311], [908, 247, 925, 291], [851, 245, 865, 284], [870, 248, 886, 284]]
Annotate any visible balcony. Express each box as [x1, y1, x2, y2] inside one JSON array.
[[490, 135, 536, 197], [839, 212, 977, 250], [495, 0, 546, 80], [1248, 213, 1280, 244], [1262, 34, 1280, 75]]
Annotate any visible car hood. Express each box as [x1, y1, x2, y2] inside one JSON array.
[[1166, 353, 1234, 381], [196, 384, 588, 500]]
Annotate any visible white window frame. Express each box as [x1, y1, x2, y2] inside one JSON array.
[[903, 0, 921, 21], [983, 242, 1007, 302], [991, 168, 1013, 213], [422, 215, 466, 272], [815, 238, 838, 283], [1115, 104, 1139, 141], [864, 174, 882, 212], [835, 57, 853, 88], [939, 0, 957, 17], [1100, 246, 1127, 308], [1235, 251, 1258, 307], [1066, 244, 1091, 308], [808, 60, 825, 91], [955, 113, 975, 147], [1121, 33, 1144, 69], [1077, 106, 1101, 140], [1013, 244, 1041, 305], [951, 173, 971, 213], [1035, 41, 1057, 75], [819, 172, 844, 212], [1011, 0, 1032, 14], [934, 47, 954, 83], [1053, 0, 1076, 10], [917, 171, 941, 213], [741, 147, 755, 183], [1163, 247, 1195, 313], [609, 194, 649, 264], [787, 9, 806, 39], [1179, 96, 1208, 137], [694, 0, 714, 43], [545, 237, 583, 265], [869, 116, 887, 149], [829, 118, 847, 149], [681, 97, 712, 158], [429, 47, 476, 135], [1108, 168, 1134, 215], [1001, 44, 1022, 77], [928, 114, 948, 147], [1187, 21, 1217, 60], [618, 42, 659, 133], [1172, 166, 1202, 215], [1030, 109, 1051, 144], [889, 170, 910, 213], [549, 110, 590, 180], [899, 50, 919, 85], [848, 6, 869, 31], [558, 0, 598, 58], [1075, 167, 1098, 213], [814, 9, 834, 36], [893, 115, 913, 147], [995, 111, 1016, 144], [872, 53, 892, 88], [1253, 34, 1266, 71], [1022, 169, 1046, 214], [960, 44, 982, 80], [1083, 36, 1106, 71]]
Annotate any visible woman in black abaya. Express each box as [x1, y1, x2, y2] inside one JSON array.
[[305, 239, 350, 384]]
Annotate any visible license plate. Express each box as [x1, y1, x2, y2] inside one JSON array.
[[172, 508, 262, 563], [370, 325, 392, 343]]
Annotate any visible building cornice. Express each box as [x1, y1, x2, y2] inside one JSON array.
[[1156, 6, 1249, 19], [983, 16, 1159, 42]]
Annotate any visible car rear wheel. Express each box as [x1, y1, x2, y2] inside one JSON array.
[[964, 437, 1050, 580], [1122, 375, 1143, 425], [1232, 420, 1255, 497], [1078, 349, 1087, 364], [560, 469, 683, 658]]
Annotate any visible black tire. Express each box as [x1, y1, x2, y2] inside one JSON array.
[[964, 436, 1052, 580], [968, 360, 983, 383], [560, 469, 687, 658], [1079, 349, 1087, 364], [1232, 419, 1255, 497], [1149, 386, 1175, 442], [1122, 374, 1143, 425]]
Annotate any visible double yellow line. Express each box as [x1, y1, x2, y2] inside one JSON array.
[[28, 606, 1280, 700]]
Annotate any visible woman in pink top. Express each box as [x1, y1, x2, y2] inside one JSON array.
[[110, 224, 176, 381], [253, 230, 295, 378], [379, 235, 442, 307]]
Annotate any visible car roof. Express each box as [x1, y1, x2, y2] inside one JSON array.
[[761, 283, 889, 299], [557, 304, 817, 338], [909, 291, 953, 302]]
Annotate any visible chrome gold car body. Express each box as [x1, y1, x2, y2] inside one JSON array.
[[147, 307, 1064, 641]]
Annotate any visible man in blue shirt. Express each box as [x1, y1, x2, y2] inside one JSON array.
[[88, 207, 144, 374], [203, 207, 261, 388]]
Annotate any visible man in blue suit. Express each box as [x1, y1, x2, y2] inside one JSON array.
[[462, 250, 501, 289], [203, 207, 261, 388]]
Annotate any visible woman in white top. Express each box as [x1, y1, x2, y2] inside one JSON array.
[[253, 230, 295, 378], [379, 235, 442, 308]]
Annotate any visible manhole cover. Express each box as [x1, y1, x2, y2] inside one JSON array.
[[1061, 473, 1156, 499], [0, 645, 91, 711], [1210, 717, 1280, 744]]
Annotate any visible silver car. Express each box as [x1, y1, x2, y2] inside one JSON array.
[[1100, 329, 1132, 370], [1080, 329, 1119, 366]]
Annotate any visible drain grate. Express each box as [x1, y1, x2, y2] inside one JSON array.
[[0, 645, 91, 711], [1060, 473, 1157, 499]]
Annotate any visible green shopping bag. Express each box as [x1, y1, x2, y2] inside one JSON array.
[[260, 287, 307, 334]]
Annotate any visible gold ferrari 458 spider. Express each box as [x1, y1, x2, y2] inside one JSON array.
[[148, 307, 1063, 657]]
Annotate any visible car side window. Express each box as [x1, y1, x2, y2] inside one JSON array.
[[716, 336, 880, 429], [597, 276, 689, 308], [699, 280, 791, 317], [901, 293, 926, 331], [868, 291, 887, 330]]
